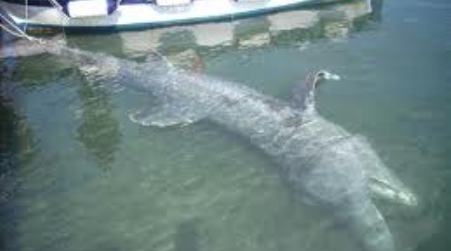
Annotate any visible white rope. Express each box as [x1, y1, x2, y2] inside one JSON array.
[[0, 12, 40, 42], [0, 22, 27, 38], [45, 0, 69, 40], [47, 0, 69, 17], [24, 0, 28, 32]]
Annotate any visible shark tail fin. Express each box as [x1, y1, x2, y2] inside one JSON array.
[[1, 33, 67, 59]]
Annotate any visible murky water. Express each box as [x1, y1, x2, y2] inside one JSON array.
[[1, 0, 450, 250]]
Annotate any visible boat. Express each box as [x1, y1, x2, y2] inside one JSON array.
[[0, 0, 343, 31]]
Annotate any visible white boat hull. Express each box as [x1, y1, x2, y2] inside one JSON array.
[[0, 0, 341, 30]]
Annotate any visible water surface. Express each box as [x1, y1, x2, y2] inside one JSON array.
[[1, 0, 450, 250]]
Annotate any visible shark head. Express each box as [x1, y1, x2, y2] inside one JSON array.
[[352, 135, 418, 207], [309, 71, 417, 208], [296, 132, 396, 251], [300, 70, 417, 208]]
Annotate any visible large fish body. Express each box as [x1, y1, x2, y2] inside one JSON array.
[[40, 40, 416, 251]]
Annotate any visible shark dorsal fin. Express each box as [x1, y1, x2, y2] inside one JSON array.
[[291, 70, 341, 112], [291, 72, 316, 110]]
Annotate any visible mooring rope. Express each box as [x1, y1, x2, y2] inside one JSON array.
[[47, 0, 69, 17], [0, 0, 69, 42], [0, 13, 38, 42], [24, 0, 29, 32]]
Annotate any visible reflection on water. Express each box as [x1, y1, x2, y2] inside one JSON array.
[[75, 79, 121, 171], [1, 0, 451, 250], [0, 77, 39, 251], [174, 218, 201, 251], [116, 0, 379, 59], [0, 83, 18, 205]]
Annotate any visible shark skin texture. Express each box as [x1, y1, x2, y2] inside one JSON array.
[[11, 38, 419, 251]]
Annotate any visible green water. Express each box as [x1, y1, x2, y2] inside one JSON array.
[[1, 0, 450, 250]]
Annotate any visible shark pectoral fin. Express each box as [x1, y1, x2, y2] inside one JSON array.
[[146, 51, 175, 70], [128, 101, 205, 128]]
